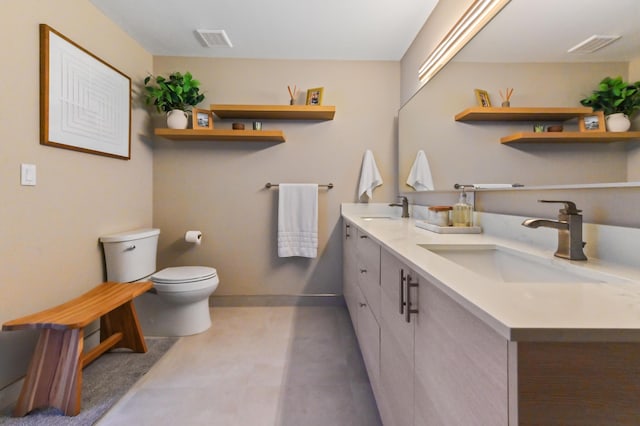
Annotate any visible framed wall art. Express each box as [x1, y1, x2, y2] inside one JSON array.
[[40, 24, 131, 160]]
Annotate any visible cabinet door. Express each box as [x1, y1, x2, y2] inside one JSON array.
[[379, 249, 418, 426], [414, 278, 508, 426], [343, 220, 358, 330], [357, 294, 380, 396], [356, 229, 381, 322]]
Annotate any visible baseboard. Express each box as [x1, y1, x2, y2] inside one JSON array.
[[210, 294, 346, 307]]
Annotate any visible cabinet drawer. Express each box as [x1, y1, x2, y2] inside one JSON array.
[[356, 230, 381, 322], [358, 300, 380, 394]]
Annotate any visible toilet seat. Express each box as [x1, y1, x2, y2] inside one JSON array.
[[151, 266, 218, 293]]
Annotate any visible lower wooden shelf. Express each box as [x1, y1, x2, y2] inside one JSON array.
[[501, 131, 640, 144], [154, 128, 285, 142]]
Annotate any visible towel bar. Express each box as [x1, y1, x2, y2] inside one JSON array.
[[265, 182, 334, 189]]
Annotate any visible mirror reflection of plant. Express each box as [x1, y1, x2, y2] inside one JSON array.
[[143, 72, 205, 113], [579, 76, 640, 117]]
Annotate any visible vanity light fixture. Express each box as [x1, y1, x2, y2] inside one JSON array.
[[418, 0, 510, 85]]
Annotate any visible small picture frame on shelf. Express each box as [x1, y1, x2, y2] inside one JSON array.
[[306, 87, 324, 105], [474, 89, 492, 107], [578, 111, 605, 132], [192, 108, 213, 130]]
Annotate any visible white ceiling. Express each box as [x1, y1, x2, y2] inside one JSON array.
[[89, 0, 439, 61], [455, 0, 640, 63]]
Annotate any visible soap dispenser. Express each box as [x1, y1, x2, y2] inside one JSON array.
[[452, 188, 473, 227]]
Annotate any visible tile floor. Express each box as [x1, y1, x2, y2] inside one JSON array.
[[98, 306, 382, 426]]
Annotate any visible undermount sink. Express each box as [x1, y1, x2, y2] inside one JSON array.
[[360, 216, 400, 221], [419, 244, 622, 284]]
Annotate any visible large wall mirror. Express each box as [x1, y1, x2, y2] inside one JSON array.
[[399, 0, 640, 192]]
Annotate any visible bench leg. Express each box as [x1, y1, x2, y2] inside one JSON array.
[[101, 300, 147, 353], [14, 328, 83, 417]]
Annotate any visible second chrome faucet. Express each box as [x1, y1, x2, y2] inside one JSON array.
[[522, 200, 587, 260]]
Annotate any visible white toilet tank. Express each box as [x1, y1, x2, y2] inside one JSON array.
[[100, 228, 160, 282]]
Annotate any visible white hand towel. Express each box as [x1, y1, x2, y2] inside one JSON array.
[[406, 150, 434, 191], [278, 184, 318, 258], [358, 150, 383, 199]]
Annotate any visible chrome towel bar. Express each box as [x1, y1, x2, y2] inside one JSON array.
[[265, 182, 334, 189]]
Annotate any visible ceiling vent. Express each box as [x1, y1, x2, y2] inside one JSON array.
[[567, 35, 621, 54], [195, 29, 233, 48]]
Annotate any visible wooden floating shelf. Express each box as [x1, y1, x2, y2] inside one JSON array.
[[154, 128, 285, 142], [210, 104, 336, 120], [501, 131, 640, 144], [455, 107, 593, 122]]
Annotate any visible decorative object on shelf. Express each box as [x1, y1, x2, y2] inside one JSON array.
[[578, 111, 605, 133], [306, 87, 324, 105], [474, 89, 491, 107], [232, 122, 245, 130], [579, 76, 640, 132], [40, 24, 131, 160], [192, 108, 213, 130], [533, 124, 545, 132], [546, 125, 563, 132], [499, 88, 513, 107], [167, 110, 188, 129], [143, 71, 205, 129], [287, 85, 297, 105], [253, 121, 262, 130]]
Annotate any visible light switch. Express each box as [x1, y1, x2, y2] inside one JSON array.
[[21, 164, 36, 186]]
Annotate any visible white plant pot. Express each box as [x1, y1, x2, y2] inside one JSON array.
[[605, 113, 631, 132], [167, 110, 188, 129]]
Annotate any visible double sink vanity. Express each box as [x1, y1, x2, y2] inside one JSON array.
[[342, 203, 640, 425]]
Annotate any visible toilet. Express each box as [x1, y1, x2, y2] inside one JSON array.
[[99, 228, 219, 336]]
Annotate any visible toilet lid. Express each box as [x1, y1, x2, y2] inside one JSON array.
[[152, 266, 217, 284]]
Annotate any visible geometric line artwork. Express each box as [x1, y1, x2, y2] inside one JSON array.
[[40, 24, 131, 160]]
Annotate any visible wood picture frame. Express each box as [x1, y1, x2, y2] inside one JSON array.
[[192, 108, 213, 130], [306, 87, 324, 105], [474, 89, 492, 107], [578, 111, 605, 132], [40, 24, 131, 160]]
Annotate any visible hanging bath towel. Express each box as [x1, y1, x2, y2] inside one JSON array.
[[406, 150, 434, 191], [358, 150, 383, 199], [278, 184, 318, 258]]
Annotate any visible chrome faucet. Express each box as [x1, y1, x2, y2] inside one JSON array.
[[522, 200, 587, 261], [389, 196, 410, 218]]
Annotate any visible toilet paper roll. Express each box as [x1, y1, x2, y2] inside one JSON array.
[[185, 230, 202, 245]]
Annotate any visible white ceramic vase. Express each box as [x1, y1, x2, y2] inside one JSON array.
[[605, 112, 631, 132], [167, 109, 188, 129]]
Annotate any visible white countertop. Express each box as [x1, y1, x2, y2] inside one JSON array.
[[342, 203, 640, 342]]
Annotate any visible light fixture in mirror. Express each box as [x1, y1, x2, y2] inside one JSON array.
[[418, 0, 510, 85]]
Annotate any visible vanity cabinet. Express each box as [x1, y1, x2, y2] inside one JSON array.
[[414, 275, 508, 425], [379, 249, 418, 426], [342, 220, 381, 397]]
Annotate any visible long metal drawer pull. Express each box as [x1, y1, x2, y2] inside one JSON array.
[[345, 224, 351, 239], [399, 269, 406, 315], [360, 235, 368, 239], [405, 274, 419, 323]]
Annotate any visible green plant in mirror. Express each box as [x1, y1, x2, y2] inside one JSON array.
[[143, 71, 205, 113], [579, 76, 640, 117]]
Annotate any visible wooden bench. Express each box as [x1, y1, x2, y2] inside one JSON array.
[[2, 281, 152, 417]]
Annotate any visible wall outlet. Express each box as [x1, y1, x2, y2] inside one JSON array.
[[21, 164, 36, 186]]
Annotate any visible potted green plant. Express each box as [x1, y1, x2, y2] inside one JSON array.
[[143, 71, 205, 129], [579, 76, 640, 132]]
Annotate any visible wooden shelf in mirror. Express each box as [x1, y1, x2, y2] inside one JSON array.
[[154, 128, 285, 142], [211, 104, 336, 120], [501, 132, 640, 144], [455, 107, 593, 122]]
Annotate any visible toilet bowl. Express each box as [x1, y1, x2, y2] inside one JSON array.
[[100, 229, 219, 337]]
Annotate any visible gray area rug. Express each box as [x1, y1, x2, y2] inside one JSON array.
[[0, 337, 177, 426]]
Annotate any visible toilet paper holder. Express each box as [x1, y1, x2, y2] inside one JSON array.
[[185, 231, 202, 244]]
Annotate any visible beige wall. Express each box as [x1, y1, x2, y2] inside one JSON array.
[[0, 0, 153, 391], [152, 57, 398, 298], [400, 0, 475, 104]]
